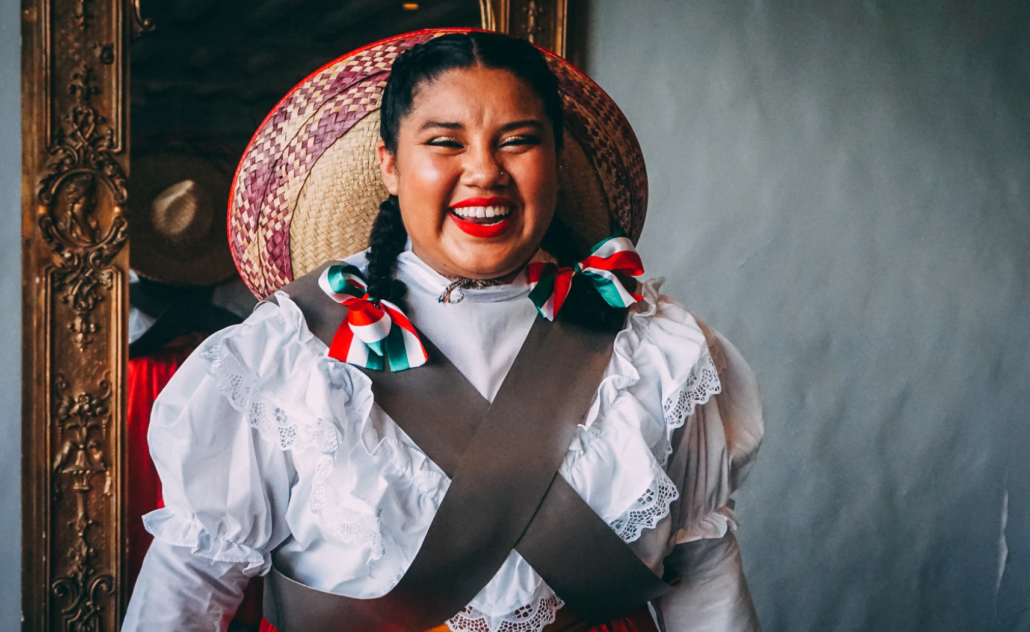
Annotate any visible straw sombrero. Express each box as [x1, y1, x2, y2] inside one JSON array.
[[131, 134, 238, 286], [229, 28, 647, 299]]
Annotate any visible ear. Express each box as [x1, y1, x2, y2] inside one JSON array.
[[377, 139, 399, 196]]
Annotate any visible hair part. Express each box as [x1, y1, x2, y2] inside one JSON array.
[[379, 31, 564, 155]]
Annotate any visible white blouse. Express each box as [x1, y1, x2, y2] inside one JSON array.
[[123, 247, 764, 632]]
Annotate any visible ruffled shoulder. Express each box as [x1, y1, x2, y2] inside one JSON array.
[[619, 279, 725, 457], [202, 293, 373, 450], [562, 278, 762, 550], [144, 294, 375, 574], [645, 286, 763, 545]]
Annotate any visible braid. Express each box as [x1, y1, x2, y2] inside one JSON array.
[[365, 195, 409, 310]]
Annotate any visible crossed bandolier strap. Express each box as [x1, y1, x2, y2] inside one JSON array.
[[264, 263, 677, 632]]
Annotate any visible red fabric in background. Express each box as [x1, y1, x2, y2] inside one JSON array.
[[126, 345, 193, 589], [126, 343, 263, 625]]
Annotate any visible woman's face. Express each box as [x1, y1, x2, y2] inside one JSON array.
[[377, 65, 559, 280]]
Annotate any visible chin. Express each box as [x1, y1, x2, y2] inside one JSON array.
[[453, 259, 516, 279], [450, 244, 528, 279]]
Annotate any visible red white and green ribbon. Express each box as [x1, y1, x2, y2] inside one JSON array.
[[527, 231, 645, 321], [318, 264, 428, 372]]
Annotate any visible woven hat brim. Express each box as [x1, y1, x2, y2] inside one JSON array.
[[229, 28, 647, 299]]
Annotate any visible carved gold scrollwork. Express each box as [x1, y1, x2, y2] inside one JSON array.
[[524, 0, 544, 43], [50, 374, 116, 632], [52, 374, 112, 496], [487, 0, 567, 57], [91, 42, 114, 65], [38, 194, 127, 351], [38, 63, 127, 206], [37, 62, 128, 351], [130, 0, 155, 39], [27, 3, 126, 625], [74, 0, 93, 29]]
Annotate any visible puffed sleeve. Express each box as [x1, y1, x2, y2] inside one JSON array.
[[140, 300, 300, 574], [123, 540, 252, 632], [664, 316, 764, 545], [642, 290, 764, 632], [595, 279, 763, 546], [561, 279, 764, 554], [125, 294, 359, 630]]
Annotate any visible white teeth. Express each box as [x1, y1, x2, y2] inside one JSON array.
[[452, 205, 512, 219]]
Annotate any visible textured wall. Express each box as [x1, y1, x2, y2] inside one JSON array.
[[0, 0, 21, 626], [584, 1, 1030, 631]]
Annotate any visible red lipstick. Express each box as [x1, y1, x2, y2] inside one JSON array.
[[449, 214, 512, 238], [448, 197, 514, 238]]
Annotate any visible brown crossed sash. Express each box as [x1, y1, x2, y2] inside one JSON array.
[[264, 265, 675, 631]]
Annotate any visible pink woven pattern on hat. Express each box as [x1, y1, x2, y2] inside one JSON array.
[[228, 28, 647, 298], [229, 33, 437, 298]]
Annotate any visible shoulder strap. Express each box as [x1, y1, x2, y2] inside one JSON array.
[[266, 266, 673, 631], [361, 323, 675, 622]]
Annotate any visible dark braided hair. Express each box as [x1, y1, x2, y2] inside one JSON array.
[[365, 195, 409, 307], [367, 31, 627, 332]]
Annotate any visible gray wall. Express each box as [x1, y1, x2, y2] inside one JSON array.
[[585, 1, 1030, 631], [0, 0, 20, 627]]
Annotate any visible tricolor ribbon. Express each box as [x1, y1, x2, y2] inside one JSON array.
[[318, 264, 428, 372], [527, 231, 645, 321]]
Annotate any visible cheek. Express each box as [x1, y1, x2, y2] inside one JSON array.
[[398, 154, 459, 222], [514, 156, 558, 224]]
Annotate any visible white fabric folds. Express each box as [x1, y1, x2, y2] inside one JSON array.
[[136, 248, 764, 632]]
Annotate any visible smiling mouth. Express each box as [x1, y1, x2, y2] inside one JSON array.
[[449, 204, 513, 225], [448, 197, 515, 238]]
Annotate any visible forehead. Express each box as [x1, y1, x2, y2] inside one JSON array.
[[403, 65, 547, 127]]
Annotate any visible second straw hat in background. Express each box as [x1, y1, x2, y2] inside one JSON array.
[[130, 134, 239, 287], [228, 28, 648, 300]]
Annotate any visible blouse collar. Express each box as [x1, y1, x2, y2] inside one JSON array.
[[394, 239, 532, 304]]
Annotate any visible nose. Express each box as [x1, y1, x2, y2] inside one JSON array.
[[461, 143, 510, 190]]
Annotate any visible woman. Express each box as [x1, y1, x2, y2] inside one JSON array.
[[124, 30, 764, 632]]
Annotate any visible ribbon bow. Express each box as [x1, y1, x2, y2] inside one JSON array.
[[527, 231, 645, 321], [318, 264, 428, 372]]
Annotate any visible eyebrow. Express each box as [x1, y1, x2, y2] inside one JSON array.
[[418, 119, 546, 133], [499, 119, 545, 133], [419, 121, 463, 131]]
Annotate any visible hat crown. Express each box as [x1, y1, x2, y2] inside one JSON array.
[[150, 179, 213, 248]]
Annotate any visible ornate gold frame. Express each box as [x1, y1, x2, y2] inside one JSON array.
[[20, 0, 574, 629]]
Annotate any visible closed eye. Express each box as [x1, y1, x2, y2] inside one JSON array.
[[500, 134, 541, 148], [427, 136, 463, 148]]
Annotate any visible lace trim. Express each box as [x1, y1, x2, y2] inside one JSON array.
[[609, 470, 680, 543], [200, 344, 337, 453], [447, 591, 564, 632], [309, 462, 386, 562], [656, 351, 722, 466], [662, 351, 722, 429], [200, 341, 385, 561]]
